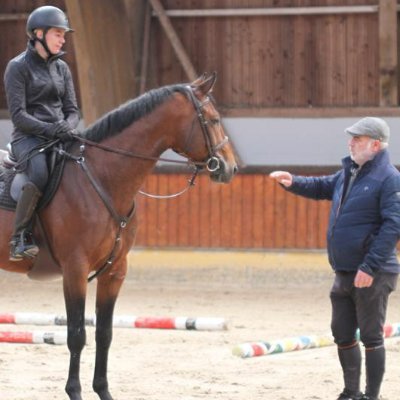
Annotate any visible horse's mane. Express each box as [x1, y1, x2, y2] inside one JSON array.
[[81, 84, 188, 142]]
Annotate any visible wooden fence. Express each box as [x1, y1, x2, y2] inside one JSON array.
[[135, 173, 331, 249]]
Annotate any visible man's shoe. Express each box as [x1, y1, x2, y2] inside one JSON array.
[[360, 396, 380, 400], [337, 389, 363, 400]]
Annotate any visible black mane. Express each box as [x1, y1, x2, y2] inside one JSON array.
[[81, 84, 188, 142]]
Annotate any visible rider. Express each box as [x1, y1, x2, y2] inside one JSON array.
[[3, 5, 79, 261]]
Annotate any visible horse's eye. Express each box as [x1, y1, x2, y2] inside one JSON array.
[[210, 118, 220, 125]]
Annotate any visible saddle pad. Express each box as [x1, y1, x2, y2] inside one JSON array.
[[0, 154, 66, 211]]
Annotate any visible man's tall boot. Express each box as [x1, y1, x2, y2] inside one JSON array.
[[337, 343, 363, 400], [364, 345, 385, 400], [9, 182, 42, 261]]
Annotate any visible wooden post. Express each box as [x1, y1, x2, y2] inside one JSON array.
[[378, 0, 398, 106], [148, 0, 197, 81], [140, 2, 152, 94], [65, 0, 137, 124]]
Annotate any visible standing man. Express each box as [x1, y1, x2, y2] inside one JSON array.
[[4, 6, 79, 260], [270, 117, 400, 400]]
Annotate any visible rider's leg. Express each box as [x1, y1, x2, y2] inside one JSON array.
[[9, 138, 48, 261], [9, 181, 42, 260]]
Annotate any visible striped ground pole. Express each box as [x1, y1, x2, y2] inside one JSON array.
[[232, 322, 400, 358], [0, 312, 228, 330], [0, 330, 67, 345]]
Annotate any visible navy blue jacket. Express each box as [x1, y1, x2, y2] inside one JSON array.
[[287, 150, 400, 275]]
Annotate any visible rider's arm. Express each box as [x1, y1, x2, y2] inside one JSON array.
[[4, 60, 56, 137]]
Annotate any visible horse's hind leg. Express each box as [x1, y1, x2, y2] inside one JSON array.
[[63, 275, 87, 400], [92, 270, 126, 400]]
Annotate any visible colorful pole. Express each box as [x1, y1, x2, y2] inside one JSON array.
[[0, 312, 227, 331], [0, 330, 67, 345], [233, 322, 400, 358]]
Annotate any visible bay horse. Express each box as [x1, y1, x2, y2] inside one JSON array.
[[0, 72, 237, 400]]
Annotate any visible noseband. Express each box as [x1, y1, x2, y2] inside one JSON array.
[[186, 86, 229, 172]]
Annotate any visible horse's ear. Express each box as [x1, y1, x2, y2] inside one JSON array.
[[190, 72, 208, 88], [193, 71, 217, 95]]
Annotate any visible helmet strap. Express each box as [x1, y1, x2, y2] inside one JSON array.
[[34, 27, 53, 57]]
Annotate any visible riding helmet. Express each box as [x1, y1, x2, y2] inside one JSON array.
[[26, 6, 74, 39]]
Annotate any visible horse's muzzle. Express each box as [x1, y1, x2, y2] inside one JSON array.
[[208, 157, 238, 183]]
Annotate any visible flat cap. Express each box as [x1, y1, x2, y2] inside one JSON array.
[[345, 117, 390, 143]]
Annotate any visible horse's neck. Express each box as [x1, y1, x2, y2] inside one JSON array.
[[84, 122, 171, 210]]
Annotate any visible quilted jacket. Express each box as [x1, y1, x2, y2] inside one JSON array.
[[287, 149, 400, 275], [4, 42, 79, 143]]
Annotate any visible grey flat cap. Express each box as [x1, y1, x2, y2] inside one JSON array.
[[345, 117, 390, 143]]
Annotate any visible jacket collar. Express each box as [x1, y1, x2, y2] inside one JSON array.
[[342, 149, 390, 173], [26, 41, 65, 65]]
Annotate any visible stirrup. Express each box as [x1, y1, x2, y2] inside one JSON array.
[[9, 232, 39, 262]]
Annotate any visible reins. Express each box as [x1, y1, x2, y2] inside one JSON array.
[[73, 136, 203, 199], [75, 136, 207, 168]]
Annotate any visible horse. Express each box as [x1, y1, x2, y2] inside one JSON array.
[[0, 72, 237, 400]]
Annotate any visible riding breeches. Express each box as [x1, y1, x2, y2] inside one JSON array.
[[330, 271, 398, 348], [12, 136, 49, 192]]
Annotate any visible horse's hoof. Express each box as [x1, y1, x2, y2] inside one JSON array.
[[97, 390, 113, 400]]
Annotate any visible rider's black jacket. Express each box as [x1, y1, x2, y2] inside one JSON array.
[[4, 41, 79, 144]]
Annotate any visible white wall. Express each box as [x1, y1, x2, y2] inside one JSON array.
[[3, 117, 400, 168], [223, 117, 400, 167]]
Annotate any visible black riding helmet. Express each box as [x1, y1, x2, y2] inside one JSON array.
[[26, 6, 74, 55]]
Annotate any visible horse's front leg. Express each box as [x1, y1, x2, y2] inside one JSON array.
[[92, 263, 126, 400], [63, 273, 87, 400]]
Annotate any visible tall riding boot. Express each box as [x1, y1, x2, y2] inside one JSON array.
[[337, 343, 363, 399], [364, 345, 385, 400], [9, 182, 42, 261]]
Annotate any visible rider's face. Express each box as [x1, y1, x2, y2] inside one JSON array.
[[44, 28, 66, 54], [36, 27, 66, 55]]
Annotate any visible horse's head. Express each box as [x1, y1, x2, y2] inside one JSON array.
[[174, 72, 238, 183]]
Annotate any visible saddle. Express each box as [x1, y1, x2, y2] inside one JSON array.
[[0, 143, 65, 209], [0, 143, 67, 281]]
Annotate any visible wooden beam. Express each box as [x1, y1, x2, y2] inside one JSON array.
[[148, 0, 197, 81], [0, 13, 29, 21], [220, 107, 400, 118], [140, 2, 152, 94], [152, 6, 379, 18], [379, 0, 398, 106], [65, 0, 136, 124], [65, 0, 97, 124]]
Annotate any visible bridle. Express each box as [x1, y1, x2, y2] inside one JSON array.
[[185, 85, 229, 173], [69, 85, 229, 199], [69, 85, 228, 173]]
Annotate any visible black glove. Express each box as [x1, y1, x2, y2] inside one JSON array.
[[43, 120, 71, 140], [57, 129, 77, 143]]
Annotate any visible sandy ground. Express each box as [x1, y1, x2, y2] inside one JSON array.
[[0, 250, 399, 400]]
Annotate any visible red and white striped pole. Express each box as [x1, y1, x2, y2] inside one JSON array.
[[0, 312, 228, 330], [0, 330, 67, 345]]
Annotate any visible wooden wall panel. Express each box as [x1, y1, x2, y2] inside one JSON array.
[[1, 1, 398, 114], [146, 0, 384, 109], [135, 173, 332, 250]]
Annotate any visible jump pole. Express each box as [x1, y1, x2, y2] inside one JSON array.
[[0, 312, 228, 331], [233, 322, 400, 358], [0, 330, 67, 345]]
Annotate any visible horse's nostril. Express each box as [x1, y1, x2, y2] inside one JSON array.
[[233, 165, 238, 175]]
